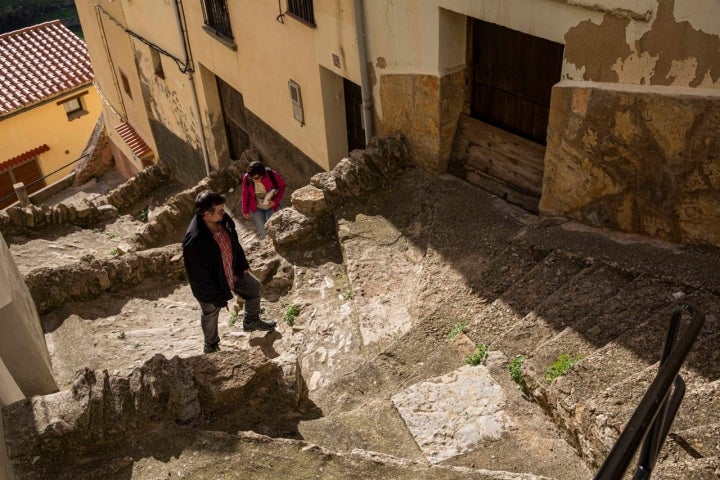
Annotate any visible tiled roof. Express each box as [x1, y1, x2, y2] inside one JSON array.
[[0, 144, 50, 172], [0, 20, 94, 117], [116, 122, 154, 161]]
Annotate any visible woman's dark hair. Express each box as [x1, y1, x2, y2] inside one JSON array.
[[195, 190, 225, 215], [246, 160, 266, 178]]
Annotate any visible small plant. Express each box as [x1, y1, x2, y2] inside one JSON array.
[[133, 341, 141, 349], [110, 248, 120, 256], [341, 290, 354, 300], [139, 206, 150, 223], [228, 310, 238, 327], [448, 322, 468, 340], [116, 331, 126, 340], [284, 304, 300, 326], [509, 355, 528, 395], [465, 343, 489, 366], [545, 353, 583, 383]]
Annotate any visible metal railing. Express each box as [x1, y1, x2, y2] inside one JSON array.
[[593, 302, 705, 480], [0, 153, 90, 208]]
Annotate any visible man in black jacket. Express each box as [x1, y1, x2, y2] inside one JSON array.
[[183, 190, 276, 353]]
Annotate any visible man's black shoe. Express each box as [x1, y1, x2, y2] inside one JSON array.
[[203, 342, 220, 353], [243, 319, 277, 332]]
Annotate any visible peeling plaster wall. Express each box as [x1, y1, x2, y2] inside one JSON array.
[[545, 0, 720, 246], [564, 0, 720, 89]]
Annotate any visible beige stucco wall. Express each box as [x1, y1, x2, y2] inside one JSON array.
[[0, 85, 101, 186], [75, 0, 159, 177], [0, 232, 57, 399], [0, 230, 57, 480], [179, 0, 362, 171]]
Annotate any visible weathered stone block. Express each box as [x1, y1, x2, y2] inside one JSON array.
[[266, 208, 314, 245], [291, 185, 328, 217], [541, 82, 720, 247], [310, 171, 343, 207]]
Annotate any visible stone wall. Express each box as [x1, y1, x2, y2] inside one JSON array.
[[267, 134, 411, 247], [24, 243, 184, 315], [73, 115, 114, 186], [3, 350, 305, 471], [378, 71, 465, 174], [540, 82, 720, 247], [0, 162, 171, 238]]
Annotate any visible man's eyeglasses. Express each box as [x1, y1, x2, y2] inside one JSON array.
[[208, 206, 225, 216]]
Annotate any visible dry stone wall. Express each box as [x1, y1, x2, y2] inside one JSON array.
[[24, 244, 184, 315], [3, 350, 306, 468], [0, 162, 171, 238], [267, 134, 411, 247]]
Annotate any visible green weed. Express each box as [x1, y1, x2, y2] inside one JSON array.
[[448, 322, 468, 340], [509, 355, 528, 395], [110, 248, 120, 256], [228, 310, 238, 327], [341, 290, 354, 300], [116, 331, 126, 340], [284, 304, 300, 326], [465, 343, 489, 366], [139, 206, 149, 223], [545, 353, 583, 383]]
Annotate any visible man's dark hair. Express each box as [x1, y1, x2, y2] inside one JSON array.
[[246, 160, 266, 178], [195, 190, 225, 215]]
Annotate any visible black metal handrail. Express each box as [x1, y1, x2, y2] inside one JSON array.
[[594, 302, 705, 480]]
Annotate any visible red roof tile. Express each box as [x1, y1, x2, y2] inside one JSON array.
[[0, 20, 94, 116], [115, 122, 154, 161], [0, 144, 50, 172]]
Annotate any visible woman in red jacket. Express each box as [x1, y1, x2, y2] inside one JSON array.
[[240, 160, 286, 240]]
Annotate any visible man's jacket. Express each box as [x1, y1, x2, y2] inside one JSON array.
[[182, 212, 250, 306]]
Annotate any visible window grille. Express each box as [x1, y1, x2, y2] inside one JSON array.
[[202, 0, 234, 39], [287, 0, 315, 27]]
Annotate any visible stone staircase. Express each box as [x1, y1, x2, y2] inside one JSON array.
[[4, 164, 720, 479]]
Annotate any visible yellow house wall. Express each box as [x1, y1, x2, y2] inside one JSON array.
[[0, 85, 101, 185], [181, 0, 360, 171], [75, 0, 158, 177]]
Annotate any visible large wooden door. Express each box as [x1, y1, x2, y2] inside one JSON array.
[[450, 19, 563, 213], [471, 19, 564, 145], [217, 78, 251, 160]]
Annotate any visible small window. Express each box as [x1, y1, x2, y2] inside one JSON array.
[[288, 79, 304, 125], [287, 0, 315, 27], [60, 96, 87, 121], [151, 47, 164, 79], [202, 0, 234, 40], [120, 70, 133, 99]]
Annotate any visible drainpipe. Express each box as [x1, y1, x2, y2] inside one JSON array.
[[172, 0, 211, 177], [353, 0, 374, 145]]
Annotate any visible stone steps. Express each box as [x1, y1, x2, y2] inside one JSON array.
[[527, 288, 720, 470], [13, 425, 560, 480], [466, 250, 587, 345], [491, 262, 636, 356], [523, 274, 682, 382]]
